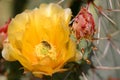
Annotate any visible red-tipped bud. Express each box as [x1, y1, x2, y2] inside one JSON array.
[[72, 7, 95, 40], [0, 19, 11, 47], [0, 19, 11, 34]]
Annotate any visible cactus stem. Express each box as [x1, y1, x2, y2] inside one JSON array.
[[116, 0, 120, 7], [97, 17, 101, 45], [99, 41, 110, 60], [110, 30, 120, 37], [92, 2, 116, 25], [82, 72, 88, 80], [109, 0, 113, 9], [63, 71, 72, 80], [110, 40, 120, 55], [101, 11, 116, 25], [95, 66, 120, 70], [93, 51, 102, 66], [57, 0, 64, 4], [94, 30, 120, 41], [106, 9, 120, 12]]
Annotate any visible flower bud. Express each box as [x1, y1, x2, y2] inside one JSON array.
[[72, 7, 95, 40], [0, 19, 11, 48]]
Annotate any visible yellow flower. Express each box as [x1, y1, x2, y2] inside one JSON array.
[[2, 3, 76, 77]]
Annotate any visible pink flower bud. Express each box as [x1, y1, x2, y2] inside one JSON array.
[[0, 19, 11, 33], [72, 7, 95, 40], [0, 19, 11, 47]]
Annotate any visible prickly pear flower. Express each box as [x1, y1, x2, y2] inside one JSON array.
[[0, 19, 11, 48], [72, 7, 95, 40], [2, 3, 76, 77]]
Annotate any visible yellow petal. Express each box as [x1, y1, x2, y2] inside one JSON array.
[[2, 41, 16, 61], [2, 3, 76, 77]]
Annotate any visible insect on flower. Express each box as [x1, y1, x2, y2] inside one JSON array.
[[72, 7, 95, 40]]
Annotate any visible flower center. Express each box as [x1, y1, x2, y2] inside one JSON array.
[[35, 41, 57, 60]]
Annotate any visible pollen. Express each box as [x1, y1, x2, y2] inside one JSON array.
[[35, 41, 57, 60]]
